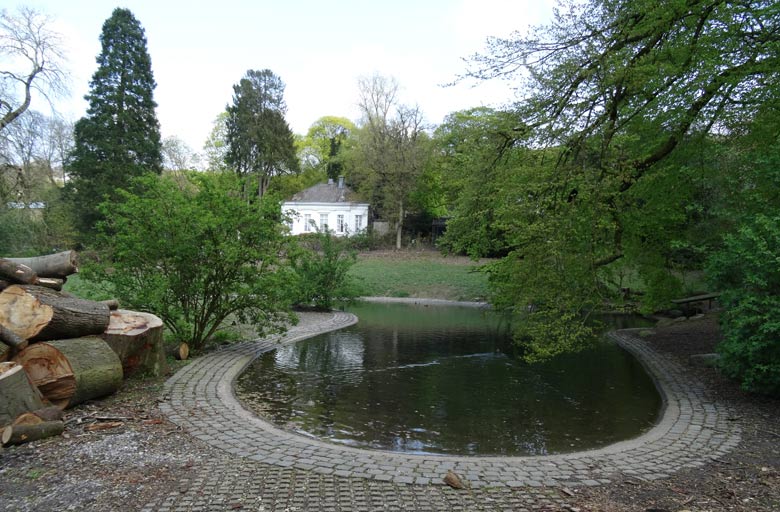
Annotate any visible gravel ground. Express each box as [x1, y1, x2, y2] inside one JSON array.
[[0, 313, 777, 511]]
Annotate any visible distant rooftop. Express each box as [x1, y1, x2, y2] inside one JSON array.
[[286, 178, 365, 204]]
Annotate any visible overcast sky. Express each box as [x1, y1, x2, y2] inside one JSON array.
[[21, 0, 553, 152]]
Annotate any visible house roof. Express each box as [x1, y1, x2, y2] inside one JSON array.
[[286, 181, 365, 204]]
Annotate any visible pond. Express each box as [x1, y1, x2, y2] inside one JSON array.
[[236, 302, 662, 456]]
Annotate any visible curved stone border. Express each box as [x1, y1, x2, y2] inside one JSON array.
[[160, 312, 741, 488]]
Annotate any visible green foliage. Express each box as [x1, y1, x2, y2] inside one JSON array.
[[65, 8, 162, 236], [225, 69, 298, 199], [86, 172, 295, 351], [707, 215, 780, 396], [439, 0, 780, 360], [0, 188, 77, 257], [432, 107, 525, 258], [350, 74, 429, 249], [289, 231, 358, 310], [297, 116, 355, 181], [203, 112, 229, 171]]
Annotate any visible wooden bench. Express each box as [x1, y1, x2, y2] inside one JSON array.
[[671, 292, 720, 316]]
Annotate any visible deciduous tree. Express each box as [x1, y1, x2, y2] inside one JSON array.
[[0, 7, 67, 132], [87, 172, 296, 350], [353, 74, 428, 249], [162, 135, 200, 171], [300, 116, 355, 181], [458, 0, 780, 359]]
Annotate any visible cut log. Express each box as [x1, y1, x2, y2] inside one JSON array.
[[12, 336, 123, 409], [169, 341, 189, 361], [36, 277, 64, 291], [2, 420, 64, 447], [0, 279, 9, 291], [0, 259, 37, 285], [0, 285, 110, 342], [102, 310, 167, 377], [0, 322, 28, 350], [12, 406, 64, 426], [5, 251, 78, 278], [0, 362, 47, 427]]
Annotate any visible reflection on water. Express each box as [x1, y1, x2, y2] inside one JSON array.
[[236, 302, 661, 456]]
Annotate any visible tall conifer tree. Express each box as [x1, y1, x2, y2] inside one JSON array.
[[225, 69, 298, 200], [66, 8, 161, 234]]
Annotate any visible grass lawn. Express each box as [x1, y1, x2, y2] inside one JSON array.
[[348, 250, 491, 302]]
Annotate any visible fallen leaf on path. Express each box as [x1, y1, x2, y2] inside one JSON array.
[[85, 421, 124, 432]]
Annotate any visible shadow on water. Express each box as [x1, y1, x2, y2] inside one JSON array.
[[236, 302, 661, 456]]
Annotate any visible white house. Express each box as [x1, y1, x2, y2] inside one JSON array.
[[282, 177, 369, 237]]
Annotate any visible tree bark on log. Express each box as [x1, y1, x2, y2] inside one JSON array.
[[5, 251, 78, 278], [0, 285, 110, 342], [2, 420, 64, 447], [0, 279, 9, 292], [0, 323, 28, 350], [12, 405, 64, 426], [0, 259, 37, 285], [102, 310, 167, 377], [0, 362, 47, 427], [12, 337, 123, 409]]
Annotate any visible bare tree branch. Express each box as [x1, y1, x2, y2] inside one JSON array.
[[0, 7, 68, 132]]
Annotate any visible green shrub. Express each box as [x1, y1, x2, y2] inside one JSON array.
[[289, 230, 357, 310], [86, 172, 296, 351], [706, 215, 780, 396]]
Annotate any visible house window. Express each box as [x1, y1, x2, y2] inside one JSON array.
[[337, 214, 345, 233], [354, 215, 363, 232], [304, 213, 312, 232], [320, 213, 328, 231]]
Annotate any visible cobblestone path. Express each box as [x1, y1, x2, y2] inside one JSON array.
[[144, 311, 741, 511]]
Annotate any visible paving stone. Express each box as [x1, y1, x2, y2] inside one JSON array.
[[146, 312, 743, 511]]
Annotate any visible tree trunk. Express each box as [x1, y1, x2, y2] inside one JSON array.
[[395, 201, 404, 250], [102, 310, 167, 377], [0, 362, 47, 427], [2, 421, 65, 447], [0, 285, 110, 342], [0, 259, 37, 285], [12, 337, 123, 409], [12, 406, 64, 426], [5, 251, 78, 278]]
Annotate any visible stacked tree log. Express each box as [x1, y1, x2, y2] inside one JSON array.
[[0, 251, 166, 446]]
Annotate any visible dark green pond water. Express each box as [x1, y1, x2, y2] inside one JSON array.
[[236, 302, 662, 456]]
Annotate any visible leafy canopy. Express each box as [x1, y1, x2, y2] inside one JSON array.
[[451, 0, 780, 359], [87, 172, 295, 350]]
